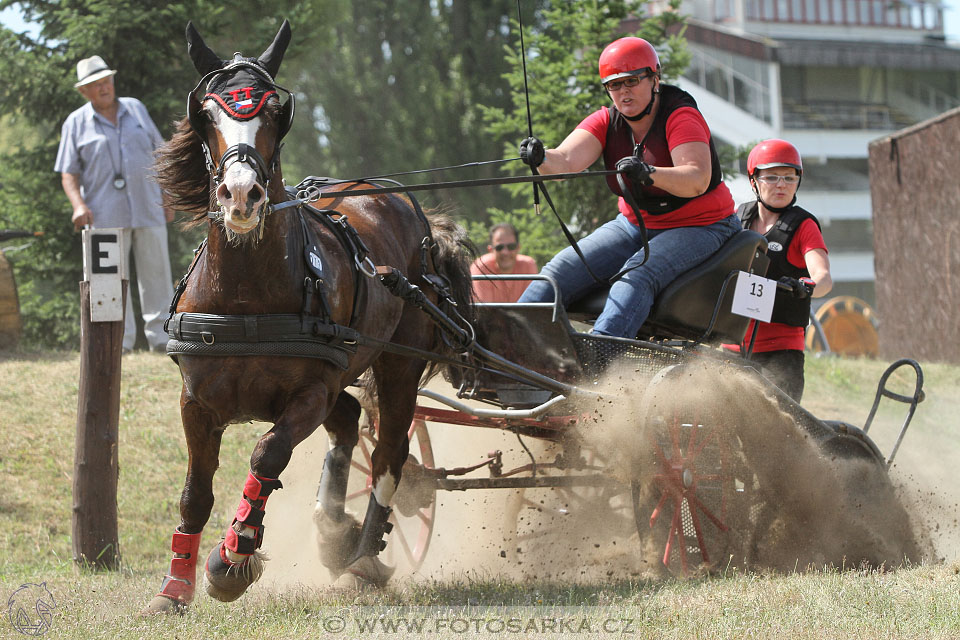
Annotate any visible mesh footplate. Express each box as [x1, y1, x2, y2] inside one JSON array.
[[571, 334, 682, 379]]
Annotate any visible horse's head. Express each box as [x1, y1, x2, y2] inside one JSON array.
[[185, 21, 295, 235]]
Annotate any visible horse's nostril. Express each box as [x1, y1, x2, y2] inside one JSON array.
[[249, 184, 263, 202]]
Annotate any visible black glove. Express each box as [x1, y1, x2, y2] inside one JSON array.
[[615, 155, 655, 187], [519, 136, 545, 169], [778, 276, 815, 299]]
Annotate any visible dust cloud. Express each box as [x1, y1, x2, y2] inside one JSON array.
[[254, 359, 947, 596]]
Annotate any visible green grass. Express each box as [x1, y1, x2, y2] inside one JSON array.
[[1, 350, 959, 638]]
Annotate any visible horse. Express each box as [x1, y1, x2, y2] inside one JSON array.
[[142, 20, 474, 614]]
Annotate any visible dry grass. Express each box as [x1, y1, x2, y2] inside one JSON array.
[[0, 349, 959, 638]]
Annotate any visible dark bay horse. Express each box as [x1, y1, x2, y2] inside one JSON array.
[[143, 20, 473, 614]]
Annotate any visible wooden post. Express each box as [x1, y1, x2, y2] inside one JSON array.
[[73, 229, 126, 570]]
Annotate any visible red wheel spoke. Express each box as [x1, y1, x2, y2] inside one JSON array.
[[686, 492, 728, 532], [664, 495, 687, 571], [669, 416, 683, 460], [346, 487, 371, 501], [416, 508, 433, 526], [391, 518, 416, 567], [686, 420, 699, 457], [358, 437, 373, 465], [649, 490, 669, 528], [688, 427, 719, 465], [350, 459, 371, 475], [650, 436, 672, 470]]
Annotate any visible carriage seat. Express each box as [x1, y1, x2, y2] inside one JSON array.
[[566, 230, 769, 343]]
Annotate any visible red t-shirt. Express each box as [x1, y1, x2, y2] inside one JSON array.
[[725, 218, 828, 353], [576, 106, 734, 229], [470, 253, 538, 303]]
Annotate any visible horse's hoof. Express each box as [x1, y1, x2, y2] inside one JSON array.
[[202, 542, 266, 602], [139, 595, 187, 616], [334, 555, 395, 590], [314, 506, 362, 574]]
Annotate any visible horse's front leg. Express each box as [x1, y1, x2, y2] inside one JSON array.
[[203, 387, 332, 603], [142, 396, 225, 615], [337, 356, 422, 588]]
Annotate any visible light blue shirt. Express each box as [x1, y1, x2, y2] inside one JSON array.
[[54, 97, 166, 228]]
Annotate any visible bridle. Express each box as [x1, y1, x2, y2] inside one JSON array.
[[187, 56, 296, 191]]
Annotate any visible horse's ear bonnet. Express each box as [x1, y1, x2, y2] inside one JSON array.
[[257, 19, 291, 79], [185, 20, 295, 140], [186, 21, 224, 76]]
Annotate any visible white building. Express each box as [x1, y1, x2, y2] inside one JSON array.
[[628, 1, 960, 302]]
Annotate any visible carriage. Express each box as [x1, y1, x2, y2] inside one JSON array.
[[344, 226, 926, 578], [142, 20, 926, 614]]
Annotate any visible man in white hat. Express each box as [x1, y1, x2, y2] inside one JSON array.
[[54, 55, 174, 354]]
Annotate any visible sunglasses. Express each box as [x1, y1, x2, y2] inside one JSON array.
[[604, 74, 650, 92], [756, 174, 800, 185], [494, 243, 518, 252]]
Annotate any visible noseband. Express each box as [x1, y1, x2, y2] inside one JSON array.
[[212, 142, 272, 188], [188, 57, 296, 191]]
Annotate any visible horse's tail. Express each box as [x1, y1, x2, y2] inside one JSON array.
[[422, 213, 476, 382]]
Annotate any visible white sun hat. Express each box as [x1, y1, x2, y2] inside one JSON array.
[[74, 55, 116, 88]]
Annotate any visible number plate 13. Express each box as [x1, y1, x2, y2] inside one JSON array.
[[731, 271, 775, 323]]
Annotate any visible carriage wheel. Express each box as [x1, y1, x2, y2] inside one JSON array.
[[344, 419, 436, 573], [631, 369, 763, 575], [501, 446, 633, 570]]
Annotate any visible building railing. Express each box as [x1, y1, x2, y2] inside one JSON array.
[[781, 99, 915, 129], [683, 48, 773, 124], [738, 0, 943, 30]]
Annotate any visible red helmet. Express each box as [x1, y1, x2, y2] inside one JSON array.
[[747, 139, 802, 176], [598, 37, 660, 84]]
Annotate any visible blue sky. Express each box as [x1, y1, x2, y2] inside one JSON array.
[[3, 2, 960, 41]]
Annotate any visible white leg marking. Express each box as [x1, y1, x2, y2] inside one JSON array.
[[372, 471, 398, 506]]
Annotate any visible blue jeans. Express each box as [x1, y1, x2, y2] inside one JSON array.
[[518, 213, 742, 337]]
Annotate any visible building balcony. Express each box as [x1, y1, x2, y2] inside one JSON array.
[[732, 0, 944, 31]]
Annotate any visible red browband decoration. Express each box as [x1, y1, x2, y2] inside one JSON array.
[[204, 89, 277, 120]]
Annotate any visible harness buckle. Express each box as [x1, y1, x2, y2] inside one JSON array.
[[356, 256, 377, 278], [202, 332, 216, 345]]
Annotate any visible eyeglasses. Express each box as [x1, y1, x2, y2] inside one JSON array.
[[756, 174, 800, 185], [494, 243, 518, 252], [604, 75, 648, 92]]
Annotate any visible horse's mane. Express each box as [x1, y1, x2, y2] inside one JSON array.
[[422, 212, 477, 383], [155, 117, 211, 225]]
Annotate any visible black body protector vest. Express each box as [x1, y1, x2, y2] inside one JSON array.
[[603, 84, 723, 215], [738, 201, 821, 327]]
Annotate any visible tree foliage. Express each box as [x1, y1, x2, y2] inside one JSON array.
[[0, 0, 688, 348], [478, 0, 689, 268], [0, 0, 220, 348], [0, 0, 523, 348]]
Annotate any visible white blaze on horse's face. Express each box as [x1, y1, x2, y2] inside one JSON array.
[[208, 103, 268, 234]]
